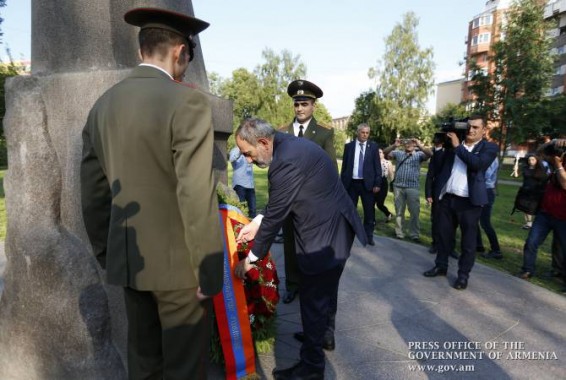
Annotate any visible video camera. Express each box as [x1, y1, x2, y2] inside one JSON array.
[[437, 117, 470, 149]]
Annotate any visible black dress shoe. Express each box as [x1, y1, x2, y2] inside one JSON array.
[[272, 361, 324, 380], [294, 331, 335, 351], [453, 277, 468, 290], [367, 240, 375, 246], [282, 289, 298, 304], [423, 267, 447, 277]]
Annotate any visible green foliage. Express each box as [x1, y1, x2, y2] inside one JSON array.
[[467, 0, 555, 145], [368, 12, 435, 141], [333, 128, 347, 159], [254, 48, 307, 128]]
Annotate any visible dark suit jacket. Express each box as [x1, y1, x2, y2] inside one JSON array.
[[425, 148, 445, 201], [251, 133, 366, 274], [279, 117, 337, 170], [81, 65, 223, 294], [433, 140, 498, 206], [340, 140, 382, 191]]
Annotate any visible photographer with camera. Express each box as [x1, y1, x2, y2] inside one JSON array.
[[383, 138, 432, 242], [518, 139, 566, 289], [423, 114, 498, 290]]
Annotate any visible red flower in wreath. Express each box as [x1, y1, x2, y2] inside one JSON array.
[[232, 220, 280, 330]]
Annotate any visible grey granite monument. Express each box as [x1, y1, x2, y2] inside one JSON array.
[[0, 1, 232, 378]]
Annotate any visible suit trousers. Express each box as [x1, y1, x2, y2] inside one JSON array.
[[123, 287, 212, 380], [299, 264, 345, 371], [347, 179, 376, 242], [393, 186, 421, 239], [477, 188, 501, 253], [430, 199, 440, 249], [435, 194, 483, 279]]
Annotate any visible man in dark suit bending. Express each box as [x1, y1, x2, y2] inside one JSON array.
[[341, 123, 382, 245], [423, 114, 498, 290], [233, 118, 366, 380]]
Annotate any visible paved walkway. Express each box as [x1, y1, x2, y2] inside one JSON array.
[[2, 237, 565, 379]]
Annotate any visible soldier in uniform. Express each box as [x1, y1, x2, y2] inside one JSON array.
[[277, 80, 340, 352], [81, 7, 223, 379], [278, 79, 337, 305]]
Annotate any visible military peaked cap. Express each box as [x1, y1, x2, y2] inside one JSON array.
[[124, 7, 209, 39], [287, 79, 323, 100]]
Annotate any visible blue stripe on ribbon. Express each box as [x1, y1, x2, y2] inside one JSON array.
[[218, 205, 248, 378]]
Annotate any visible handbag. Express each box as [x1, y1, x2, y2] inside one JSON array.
[[512, 186, 543, 215]]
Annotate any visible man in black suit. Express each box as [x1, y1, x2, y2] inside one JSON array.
[[233, 118, 366, 380], [341, 123, 382, 245], [425, 134, 446, 254], [423, 115, 498, 290], [278, 79, 337, 304]]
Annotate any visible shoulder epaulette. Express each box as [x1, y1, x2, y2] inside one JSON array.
[[318, 123, 333, 130]]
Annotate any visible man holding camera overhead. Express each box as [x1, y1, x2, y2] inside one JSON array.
[[383, 138, 432, 242], [423, 114, 498, 290]]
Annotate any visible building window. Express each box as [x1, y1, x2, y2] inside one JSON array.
[[472, 14, 493, 28], [471, 33, 491, 46]]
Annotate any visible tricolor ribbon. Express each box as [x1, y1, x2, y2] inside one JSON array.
[[214, 204, 256, 379]]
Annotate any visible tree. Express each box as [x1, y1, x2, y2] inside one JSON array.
[[254, 48, 307, 127], [368, 12, 435, 140], [424, 102, 469, 135], [467, 0, 555, 147], [0, 0, 6, 43]]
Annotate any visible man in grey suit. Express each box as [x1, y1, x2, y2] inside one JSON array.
[[278, 79, 337, 305], [233, 118, 366, 380], [81, 8, 223, 380]]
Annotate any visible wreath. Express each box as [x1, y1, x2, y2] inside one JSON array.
[[211, 184, 280, 365]]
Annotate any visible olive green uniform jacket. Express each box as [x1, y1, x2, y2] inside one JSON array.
[[81, 65, 223, 294], [278, 117, 337, 170]]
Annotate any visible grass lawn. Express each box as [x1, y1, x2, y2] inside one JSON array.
[[0, 164, 560, 293], [242, 165, 563, 294]]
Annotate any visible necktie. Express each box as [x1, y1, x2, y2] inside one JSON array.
[[298, 125, 304, 137], [358, 143, 364, 178]]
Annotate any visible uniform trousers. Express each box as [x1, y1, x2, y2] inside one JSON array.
[[123, 287, 212, 380]]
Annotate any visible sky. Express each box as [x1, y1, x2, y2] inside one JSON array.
[[0, 0, 488, 117]]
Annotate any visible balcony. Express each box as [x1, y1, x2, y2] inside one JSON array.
[[544, 0, 566, 19]]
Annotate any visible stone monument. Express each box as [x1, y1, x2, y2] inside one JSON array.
[[0, 1, 232, 378]]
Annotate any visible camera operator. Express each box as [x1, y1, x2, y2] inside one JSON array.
[[383, 138, 432, 241], [518, 139, 566, 289], [423, 114, 498, 290]]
